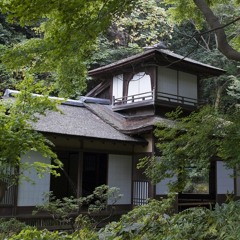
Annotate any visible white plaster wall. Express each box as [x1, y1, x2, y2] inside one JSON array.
[[157, 67, 177, 95], [112, 74, 123, 99], [18, 151, 50, 206], [178, 71, 197, 100], [108, 154, 132, 204], [128, 72, 151, 101], [217, 161, 234, 194]]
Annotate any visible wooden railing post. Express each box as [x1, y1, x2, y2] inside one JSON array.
[[153, 88, 155, 101], [112, 96, 115, 106]]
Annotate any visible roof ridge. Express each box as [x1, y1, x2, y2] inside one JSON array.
[[83, 103, 126, 132]]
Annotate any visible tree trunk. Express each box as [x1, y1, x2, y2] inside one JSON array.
[[193, 0, 240, 61]]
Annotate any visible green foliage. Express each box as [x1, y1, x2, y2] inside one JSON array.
[[99, 199, 240, 240], [164, 0, 240, 55], [33, 193, 81, 228], [0, 0, 135, 97], [99, 197, 175, 240], [138, 106, 240, 192], [9, 227, 98, 240], [111, 0, 172, 47], [0, 13, 32, 94], [0, 218, 27, 238], [7, 199, 240, 239], [0, 72, 62, 183], [34, 185, 122, 230]]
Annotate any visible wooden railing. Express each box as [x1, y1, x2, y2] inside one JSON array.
[[113, 91, 154, 106], [0, 179, 16, 206], [133, 180, 149, 206], [112, 91, 198, 107], [1, 185, 16, 206], [156, 92, 198, 106]]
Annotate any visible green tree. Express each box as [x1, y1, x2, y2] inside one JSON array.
[[0, 13, 31, 93], [138, 106, 240, 192], [0, 0, 135, 97], [164, 0, 240, 61], [1, 73, 62, 184], [108, 0, 172, 47], [166, 1, 240, 112]]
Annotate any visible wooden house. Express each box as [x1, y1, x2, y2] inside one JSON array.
[[1, 48, 237, 223]]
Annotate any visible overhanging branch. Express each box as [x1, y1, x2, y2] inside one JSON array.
[[193, 0, 240, 61]]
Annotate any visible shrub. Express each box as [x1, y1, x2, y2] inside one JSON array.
[[34, 185, 122, 231], [9, 227, 97, 240], [0, 218, 27, 238], [100, 199, 240, 240]]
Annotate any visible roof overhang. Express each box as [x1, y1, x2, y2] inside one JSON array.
[[88, 49, 225, 78]]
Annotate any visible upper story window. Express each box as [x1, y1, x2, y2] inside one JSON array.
[[128, 72, 152, 102], [113, 72, 153, 105], [112, 67, 199, 109]]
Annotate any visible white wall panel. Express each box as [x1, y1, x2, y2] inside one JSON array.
[[112, 74, 123, 99], [178, 71, 197, 99], [217, 161, 234, 194], [158, 67, 177, 94], [108, 154, 132, 204], [18, 151, 50, 206]]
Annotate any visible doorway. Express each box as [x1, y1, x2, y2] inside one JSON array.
[[82, 152, 108, 196], [50, 151, 79, 199]]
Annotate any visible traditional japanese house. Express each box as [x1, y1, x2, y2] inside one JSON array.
[[1, 48, 237, 223]]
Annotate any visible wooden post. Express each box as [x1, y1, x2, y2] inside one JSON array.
[[0, 180, 7, 202], [77, 152, 83, 198]]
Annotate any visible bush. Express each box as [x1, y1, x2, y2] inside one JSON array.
[[8, 227, 97, 240], [100, 199, 240, 240], [0, 218, 27, 238], [34, 185, 122, 230]]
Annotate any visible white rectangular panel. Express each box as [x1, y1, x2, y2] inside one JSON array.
[[178, 71, 197, 105], [18, 151, 50, 206], [113, 74, 123, 99], [158, 67, 177, 94], [108, 154, 132, 204]]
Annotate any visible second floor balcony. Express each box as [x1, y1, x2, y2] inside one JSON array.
[[112, 89, 201, 111]]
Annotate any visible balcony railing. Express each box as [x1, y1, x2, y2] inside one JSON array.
[[112, 90, 198, 108], [156, 92, 198, 106], [113, 91, 154, 106]]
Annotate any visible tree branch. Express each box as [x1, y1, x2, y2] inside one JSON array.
[[193, 0, 240, 61]]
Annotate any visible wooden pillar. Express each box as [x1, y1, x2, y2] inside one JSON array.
[[77, 152, 83, 198]]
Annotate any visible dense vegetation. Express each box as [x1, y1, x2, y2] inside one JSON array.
[[3, 198, 240, 239]]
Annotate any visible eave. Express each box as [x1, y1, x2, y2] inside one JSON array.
[[88, 49, 226, 78]]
